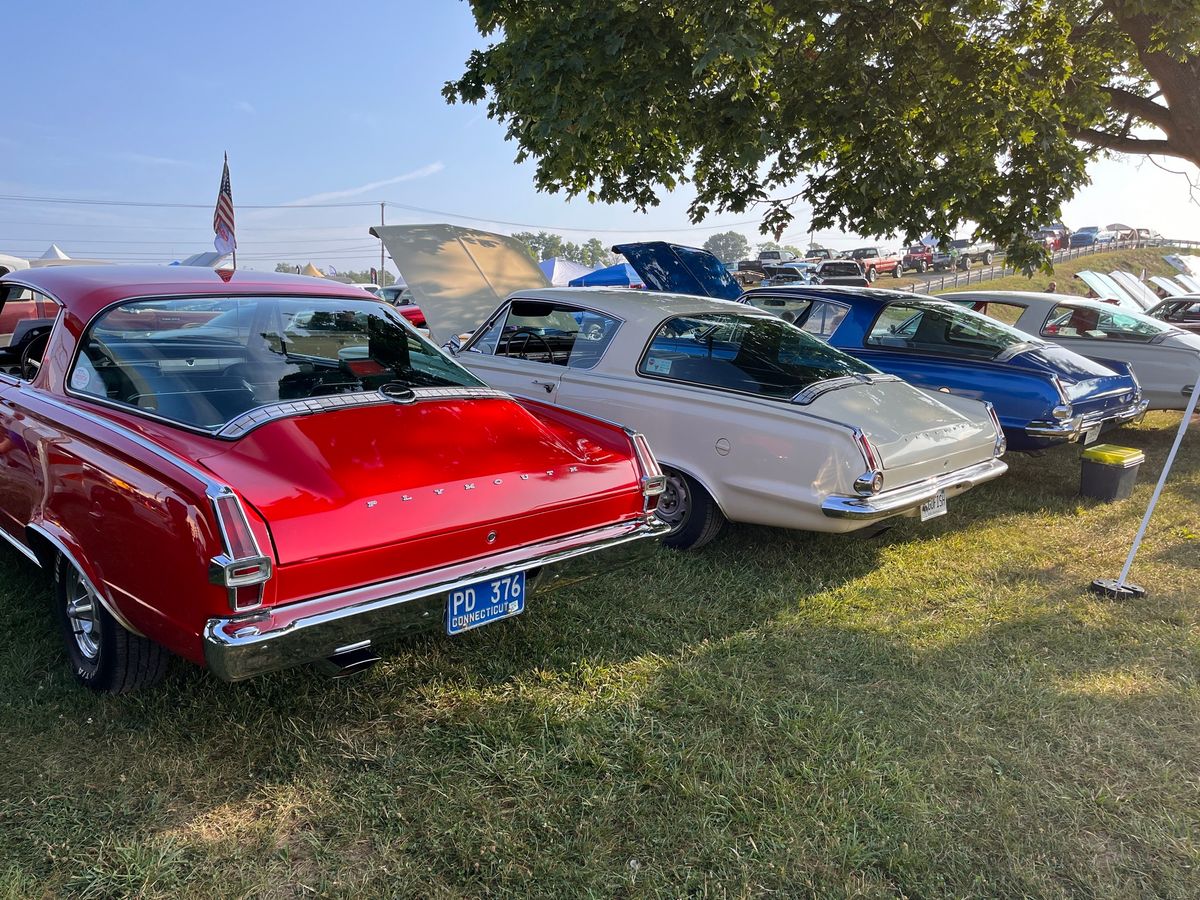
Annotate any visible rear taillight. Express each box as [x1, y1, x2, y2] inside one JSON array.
[[627, 430, 666, 513], [982, 401, 1007, 457], [207, 486, 272, 611], [852, 428, 880, 471]]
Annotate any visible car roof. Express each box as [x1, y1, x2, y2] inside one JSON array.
[[506, 286, 753, 328], [744, 285, 932, 307], [950, 290, 1136, 312], [2, 265, 372, 321]]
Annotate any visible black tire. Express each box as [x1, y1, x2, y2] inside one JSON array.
[[657, 468, 725, 550], [892, 264, 902, 279], [959, 257, 972, 271], [866, 266, 877, 283], [54, 554, 168, 693], [983, 251, 994, 265]]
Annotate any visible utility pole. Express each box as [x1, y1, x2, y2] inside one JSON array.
[[379, 202, 386, 285]]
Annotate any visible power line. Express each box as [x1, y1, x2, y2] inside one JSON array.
[[0, 191, 765, 234]]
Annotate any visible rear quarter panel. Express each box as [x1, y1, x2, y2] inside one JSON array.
[[556, 368, 869, 532]]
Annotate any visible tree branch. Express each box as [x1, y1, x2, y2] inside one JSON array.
[[1068, 125, 1180, 157], [1103, 85, 1174, 131]]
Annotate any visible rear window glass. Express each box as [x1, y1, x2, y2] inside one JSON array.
[[638, 313, 874, 398], [71, 295, 479, 430], [865, 301, 1032, 360], [1041, 304, 1169, 343]]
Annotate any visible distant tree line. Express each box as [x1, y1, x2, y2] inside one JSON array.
[[700, 231, 806, 264], [511, 232, 618, 268]]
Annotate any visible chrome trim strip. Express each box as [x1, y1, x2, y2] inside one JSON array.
[[1024, 397, 1149, 441], [25, 522, 146, 637], [215, 386, 510, 439], [821, 458, 1008, 520], [203, 517, 669, 681], [32, 392, 224, 491], [791, 373, 902, 405], [0, 526, 40, 564]]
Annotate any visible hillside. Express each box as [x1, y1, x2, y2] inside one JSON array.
[[937, 245, 1191, 296]]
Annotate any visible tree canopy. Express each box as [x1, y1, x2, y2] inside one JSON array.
[[702, 230, 751, 263], [446, 1, 1200, 268], [512, 231, 617, 267]]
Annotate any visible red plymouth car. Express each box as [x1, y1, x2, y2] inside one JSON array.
[[0, 266, 666, 692]]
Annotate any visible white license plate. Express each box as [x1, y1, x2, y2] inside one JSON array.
[[1082, 423, 1102, 445], [446, 571, 525, 635], [920, 489, 947, 522]]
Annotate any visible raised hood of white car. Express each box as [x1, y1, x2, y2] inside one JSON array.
[[371, 223, 550, 342]]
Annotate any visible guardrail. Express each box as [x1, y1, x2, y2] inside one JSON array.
[[901, 238, 1193, 295]]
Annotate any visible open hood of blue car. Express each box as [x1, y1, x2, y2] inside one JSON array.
[[612, 241, 745, 301]]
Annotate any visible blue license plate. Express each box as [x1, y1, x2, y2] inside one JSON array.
[[446, 571, 526, 635]]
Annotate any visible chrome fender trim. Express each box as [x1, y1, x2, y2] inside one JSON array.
[[25, 521, 146, 637], [821, 458, 1008, 521]]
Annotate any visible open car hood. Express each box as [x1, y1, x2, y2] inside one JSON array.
[[1074, 270, 1138, 308], [371, 224, 549, 343], [611, 242, 745, 301]]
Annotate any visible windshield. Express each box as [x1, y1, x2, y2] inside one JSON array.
[[865, 300, 1036, 360], [71, 295, 481, 430], [639, 313, 875, 398]]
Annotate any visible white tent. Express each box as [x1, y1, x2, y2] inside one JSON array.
[[539, 256, 595, 286], [40, 244, 70, 260]]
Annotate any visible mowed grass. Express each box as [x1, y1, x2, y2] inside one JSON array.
[[938, 245, 1190, 297], [2, 414, 1200, 897]]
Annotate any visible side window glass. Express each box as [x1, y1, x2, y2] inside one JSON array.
[[468, 311, 507, 356], [971, 301, 1025, 328], [0, 285, 58, 380], [798, 301, 849, 339], [1042, 304, 1161, 343], [484, 300, 620, 369]]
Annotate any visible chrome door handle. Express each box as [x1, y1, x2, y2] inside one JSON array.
[[531, 380, 556, 394]]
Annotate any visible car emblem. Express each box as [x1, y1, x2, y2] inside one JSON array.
[[464, 483, 475, 490], [365, 500, 378, 508], [401, 495, 412, 502], [433, 489, 444, 495]]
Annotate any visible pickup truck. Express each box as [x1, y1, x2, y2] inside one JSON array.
[[901, 244, 935, 274], [848, 247, 902, 282], [932, 238, 996, 271]]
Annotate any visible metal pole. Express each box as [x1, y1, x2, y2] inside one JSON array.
[[380, 202, 386, 284], [1093, 382, 1200, 597]]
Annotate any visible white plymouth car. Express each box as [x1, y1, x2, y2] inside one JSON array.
[[375, 225, 1008, 549], [952, 291, 1200, 410]]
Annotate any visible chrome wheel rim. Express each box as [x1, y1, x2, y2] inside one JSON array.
[[65, 567, 101, 661], [656, 473, 691, 529]]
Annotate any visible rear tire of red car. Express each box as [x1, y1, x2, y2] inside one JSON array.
[[866, 266, 877, 283], [53, 554, 168, 694], [657, 468, 725, 551]]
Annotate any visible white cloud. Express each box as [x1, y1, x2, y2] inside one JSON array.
[[280, 163, 446, 206], [235, 100, 256, 115]]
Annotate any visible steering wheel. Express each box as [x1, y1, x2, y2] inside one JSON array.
[[19, 331, 50, 382], [507, 328, 556, 362]]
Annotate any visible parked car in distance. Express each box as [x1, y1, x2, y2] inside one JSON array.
[[1147, 296, 1200, 332], [1136, 228, 1163, 244], [902, 245, 935, 274], [762, 261, 820, 286], [0, 266, 668, 692], [848, 247, 902, 282], [352, 282, 382, 297], [933, 239, 996, 271], [376, 226, 1010, 548], [804, 247, 838, 262], [377, 284, 427, 329], [814, 260, 870, 286], [952, 290, 1200, 410], [1069, 226, 1118, 248]]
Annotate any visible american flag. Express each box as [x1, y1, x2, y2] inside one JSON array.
[[213, 153, 236, 256]]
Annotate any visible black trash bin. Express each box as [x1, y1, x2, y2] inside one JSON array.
[[1080, 444, 1144, 501]]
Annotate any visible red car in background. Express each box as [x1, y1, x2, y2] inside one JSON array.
[[0, 266, 666, 692]]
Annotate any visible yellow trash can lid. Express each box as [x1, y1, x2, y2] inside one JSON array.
[[1081, 444, 1145, 467]]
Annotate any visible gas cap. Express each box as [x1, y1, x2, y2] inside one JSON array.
[[715, 438, 731, 456]]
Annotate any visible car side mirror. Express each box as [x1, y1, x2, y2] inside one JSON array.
[[443, 335, 462, 355]]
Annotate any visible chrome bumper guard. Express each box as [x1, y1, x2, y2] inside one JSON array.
[[203, 517, 669, 682], [1025, 397, 1149, 442], [821, 458, 1008, 521]]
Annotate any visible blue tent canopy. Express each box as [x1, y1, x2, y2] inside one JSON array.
[[568, 262, 643, 288]]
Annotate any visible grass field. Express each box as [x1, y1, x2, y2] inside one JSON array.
[[934, 245, 1190, 297], [2, 413, 1200, 898]]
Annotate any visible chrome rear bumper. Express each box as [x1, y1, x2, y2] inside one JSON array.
[[1025, 397, 1149, 442], [203, 517, 668, 681], [821, 458, 1008, 521]]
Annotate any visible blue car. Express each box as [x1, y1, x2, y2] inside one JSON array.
[[614, 243, 1148, 452]]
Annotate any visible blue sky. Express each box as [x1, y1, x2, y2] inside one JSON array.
[[3, 1, 1199, 273]]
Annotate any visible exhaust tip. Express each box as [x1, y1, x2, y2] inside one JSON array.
[[317, 642, 382, 678]]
